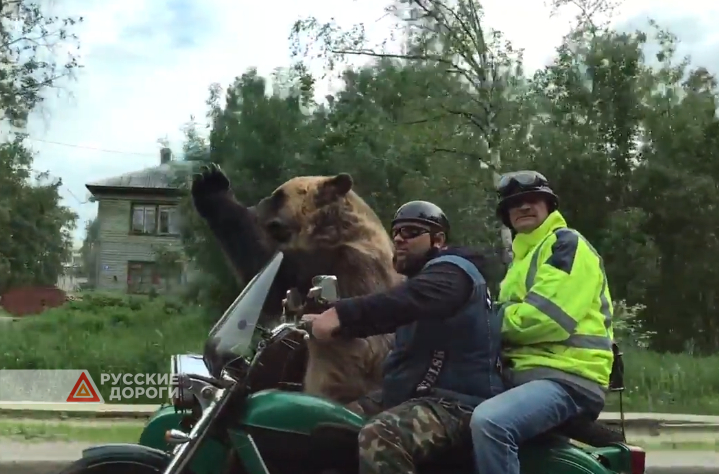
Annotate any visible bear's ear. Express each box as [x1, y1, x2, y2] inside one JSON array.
[[324, 173, 353, 197]]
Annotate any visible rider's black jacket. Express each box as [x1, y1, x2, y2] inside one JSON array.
[[334, 245, 504, 408], [333, 246, 488, 338]]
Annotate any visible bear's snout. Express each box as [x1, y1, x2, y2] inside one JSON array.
[[266, 218, 292, 243]]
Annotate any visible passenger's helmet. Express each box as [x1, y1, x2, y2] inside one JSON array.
[[391, 200, 450, 240], [496, 170, 559, 228]]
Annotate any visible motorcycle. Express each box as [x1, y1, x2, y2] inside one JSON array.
[[59, 251, 646, 474]]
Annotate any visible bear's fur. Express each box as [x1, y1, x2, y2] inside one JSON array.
[[195, 171, 401, 403]]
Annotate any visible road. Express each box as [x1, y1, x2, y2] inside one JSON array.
[[646, 451, 719, 473], [0, 442, 717, 474], [0, 405, 716, 473]]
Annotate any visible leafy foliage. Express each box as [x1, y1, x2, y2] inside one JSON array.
[[171, 0, 719, 357], [0, 0, 83, 128], [0, 0, 83, 294], [0, 135, 77, 293], [0, 292, 209, 403]]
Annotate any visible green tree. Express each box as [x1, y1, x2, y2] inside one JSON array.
[[290, 0, 533, 262], [0, 0, 83, 128], [174, 0, 719, 356], [0, 135, 77, 293], [179, 70, 313, 315], [79, 217, 99, 286]]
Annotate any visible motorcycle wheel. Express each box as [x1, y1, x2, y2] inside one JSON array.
[[57, 454, 195, 474]]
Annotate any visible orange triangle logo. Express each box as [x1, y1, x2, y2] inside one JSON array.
[[66, 372, 101, 402]]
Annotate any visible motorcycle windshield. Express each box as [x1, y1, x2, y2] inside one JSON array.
[[203, 251, 284, 378]]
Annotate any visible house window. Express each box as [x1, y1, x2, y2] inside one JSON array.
[[158, 205, 180, 235], [127, 261, 159, 294], [131, 205, 156, 234], [131, 204, 179, 235]]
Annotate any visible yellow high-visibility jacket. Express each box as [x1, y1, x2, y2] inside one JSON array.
[[499, 210, 614, 388]]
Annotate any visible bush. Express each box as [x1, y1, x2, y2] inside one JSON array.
[[0, 293, 211, 404], [604, 347, 719, 415], [2, 292, 718, 414], [603, 300, 719, 414]]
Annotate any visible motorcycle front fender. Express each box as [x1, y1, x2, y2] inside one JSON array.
[[81, 443, 171, 464], [138, 405, 187, 451], [136, 405, 229, 474], [79, 441, 228, 474]]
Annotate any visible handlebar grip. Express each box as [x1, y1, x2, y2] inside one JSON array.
[[296, 319, 312, 332], [303, 300, 334, 315]]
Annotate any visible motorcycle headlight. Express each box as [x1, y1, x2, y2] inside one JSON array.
[[169, 355, 195, 410]]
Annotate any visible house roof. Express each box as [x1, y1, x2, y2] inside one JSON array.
[[85, 160, 196, 195]]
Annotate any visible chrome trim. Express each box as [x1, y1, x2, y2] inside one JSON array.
[[175, 373, 220, 412], [170, 354, 212, 408], [160, 373, 235, 474], [246, 433, 271, 474]]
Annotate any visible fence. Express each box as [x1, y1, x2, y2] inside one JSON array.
[[0, 286, 67, 316]]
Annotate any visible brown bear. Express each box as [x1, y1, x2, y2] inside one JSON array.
[[191, 164, 401, 403]]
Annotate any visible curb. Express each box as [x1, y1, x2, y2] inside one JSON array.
[[0, 462, 70, 474], [0, 408, 158, 420], [0, 404, 717, 424], [0, 404, 161, 420]]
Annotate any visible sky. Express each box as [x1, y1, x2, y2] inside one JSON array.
[[13, 0, 719, 248]]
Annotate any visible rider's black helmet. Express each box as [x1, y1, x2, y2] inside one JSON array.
[[392, 200, 450, 240], [496, 170, 559, 228]]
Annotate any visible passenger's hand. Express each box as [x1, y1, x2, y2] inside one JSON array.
[[191, 163, 230, 201], [302, 308, 340, 341]]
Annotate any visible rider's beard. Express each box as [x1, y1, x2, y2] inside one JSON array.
[[394, 247, 440, 277]]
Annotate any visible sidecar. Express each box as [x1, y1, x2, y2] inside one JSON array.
[[136, 355, 643, 474]]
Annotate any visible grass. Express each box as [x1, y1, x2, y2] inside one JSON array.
[[0, 292, 211, 404], [603, 348, 719, 415], [2, 292, 719, 414], [0, 417, 144, 443], [0, 416, 714, 452]]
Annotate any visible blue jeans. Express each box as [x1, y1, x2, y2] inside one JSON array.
[[469, 379, 583, 474]]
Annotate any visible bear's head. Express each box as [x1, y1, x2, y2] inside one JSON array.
[[253, 173, 392, 255]]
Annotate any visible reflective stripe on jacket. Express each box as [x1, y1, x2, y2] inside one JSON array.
[[499, 210, 614, 388]]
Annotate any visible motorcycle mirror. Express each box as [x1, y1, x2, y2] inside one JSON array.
[[283, 288, 304, 313], [307, 275, 339, 303]]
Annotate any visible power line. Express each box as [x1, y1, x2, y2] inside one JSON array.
[[26, 137, 159, 157]]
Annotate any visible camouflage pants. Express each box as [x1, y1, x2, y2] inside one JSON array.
[[356, 397, 472, 474], [345, 390, 385, 417]]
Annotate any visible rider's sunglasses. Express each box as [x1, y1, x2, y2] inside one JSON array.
[[392, 226, 430, 240], [497, 171, 549, 195]]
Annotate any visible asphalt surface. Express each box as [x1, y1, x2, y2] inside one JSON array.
[[0, 442, 717, 474], [0, 441, 87, 474], [646, 451, 719, 472]]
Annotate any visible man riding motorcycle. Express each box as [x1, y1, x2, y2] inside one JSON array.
[[470, 171, 615, 474], [302, 200, 504, 474]]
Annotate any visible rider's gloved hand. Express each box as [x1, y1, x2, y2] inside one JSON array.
[[191, 163, 231, 218]]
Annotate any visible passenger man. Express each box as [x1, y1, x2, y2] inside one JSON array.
[[470, 171, 615, 474], [302, 200, 504, 474]]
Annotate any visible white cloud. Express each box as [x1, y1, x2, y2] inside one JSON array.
[[18, 0, 717, 248]]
